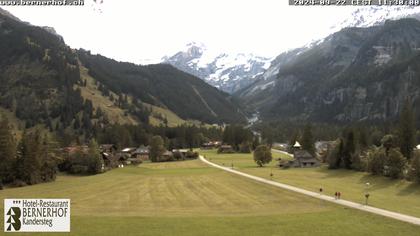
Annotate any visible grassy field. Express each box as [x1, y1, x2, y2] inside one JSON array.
[[1, 160, 419, 235], [200, 149, 420, 218]]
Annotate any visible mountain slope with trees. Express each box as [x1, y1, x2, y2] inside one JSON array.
[[77, 50, 245, 124], [0, 8, 245, 137], [238, 18, 420, 125]]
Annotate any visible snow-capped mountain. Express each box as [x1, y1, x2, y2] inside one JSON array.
[[236, 6, 420, 122], [163, 7, 420, 96], [238, 6, 420, 99], [162, 42, 271, 94]]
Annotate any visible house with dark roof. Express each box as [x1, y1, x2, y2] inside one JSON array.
[[135, 146, 150, 161], [292, 150, 320, 168], [218, 145, 235, 153]]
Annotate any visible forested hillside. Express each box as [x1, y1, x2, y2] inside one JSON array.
[[77, 51, 245, 124], [0, 9, 245, 141]]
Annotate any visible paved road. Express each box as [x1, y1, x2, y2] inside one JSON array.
[[199, 155, 420, 226]]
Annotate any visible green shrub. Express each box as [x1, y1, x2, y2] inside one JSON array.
[[185, 151, 199, 159], [384, 148, 407, 179], [366, 147, 386, 175], [408, 151, 420, 182], [69, 165, 89, 175]]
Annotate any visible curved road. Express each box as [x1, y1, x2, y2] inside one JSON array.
[[199, 155, 420, 226]]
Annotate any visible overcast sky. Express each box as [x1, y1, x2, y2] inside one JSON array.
[[4, 0, 360, 64]]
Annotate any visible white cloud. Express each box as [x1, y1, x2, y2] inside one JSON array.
[[4, 0, 358, 64]]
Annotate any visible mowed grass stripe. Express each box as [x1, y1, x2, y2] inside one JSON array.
[[1, 159, 420, 235], [0, 160, 330, 217]]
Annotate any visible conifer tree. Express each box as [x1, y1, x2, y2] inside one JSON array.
[[399, 99, 416, 159], [343, 129, 356, 169], [301, 124, 315, 156], [0, 119, 16, 183], [40, 134, 58, 182], [17, 130, 43, 185]]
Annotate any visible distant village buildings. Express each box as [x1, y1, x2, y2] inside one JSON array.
[[62, 140, 204, 171]]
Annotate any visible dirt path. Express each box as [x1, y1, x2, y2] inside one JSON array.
[[199, 155, 420, 226]]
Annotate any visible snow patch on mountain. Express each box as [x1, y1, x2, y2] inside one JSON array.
[[332, 6, 420, 30], [162, 42, 271, 94]]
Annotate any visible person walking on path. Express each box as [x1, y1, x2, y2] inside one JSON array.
[[338, 192, 341, 200], [334, 192, 338, 200]]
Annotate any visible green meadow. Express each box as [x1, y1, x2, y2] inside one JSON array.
[[0, 159, 419, 235], [201, 149, 420, 218]]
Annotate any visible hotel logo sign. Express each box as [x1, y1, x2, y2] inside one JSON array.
[[4, 199, 70, 232]]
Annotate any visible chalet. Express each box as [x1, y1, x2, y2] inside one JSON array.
[[102, 152, 119, 168], [160, 151, 174, 162], [292, 150, 320, 168], [134, 146, 150, 161], [213, 141, 222, 147], [120, 147, 145, 165], [122, 147, 137, 154], [201, 142, 215, 149], [201, 141, 222, 149], [218, 145, 234, 153], [100, 144, 117, 154], [99, 144, 119, 168], [172, 149, 189, 155]]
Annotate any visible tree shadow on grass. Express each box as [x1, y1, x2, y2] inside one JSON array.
[[397, 182, 420, 196], [357, 174, 420, 196], [315, 166, 357, 179]]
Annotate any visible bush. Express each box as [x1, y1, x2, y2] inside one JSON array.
[[409, 151, 420, 182], [384, 148, 407, 179], [351, 152, 367, 171], [366, 147, 386, 175], [69, 165, 89, 175], [130, 159, 142, 165], [185, 151, 199, 159], [66, 147, 103, 175]]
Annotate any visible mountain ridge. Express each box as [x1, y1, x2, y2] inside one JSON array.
[[162, 42, 271, 94], [0, 9, 245, 132], [238, 18, 420, 124]]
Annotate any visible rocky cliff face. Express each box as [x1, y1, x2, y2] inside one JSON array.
[[238, 18, 420, 124]]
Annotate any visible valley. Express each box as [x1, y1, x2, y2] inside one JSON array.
[[2, 4, 420, 236]]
